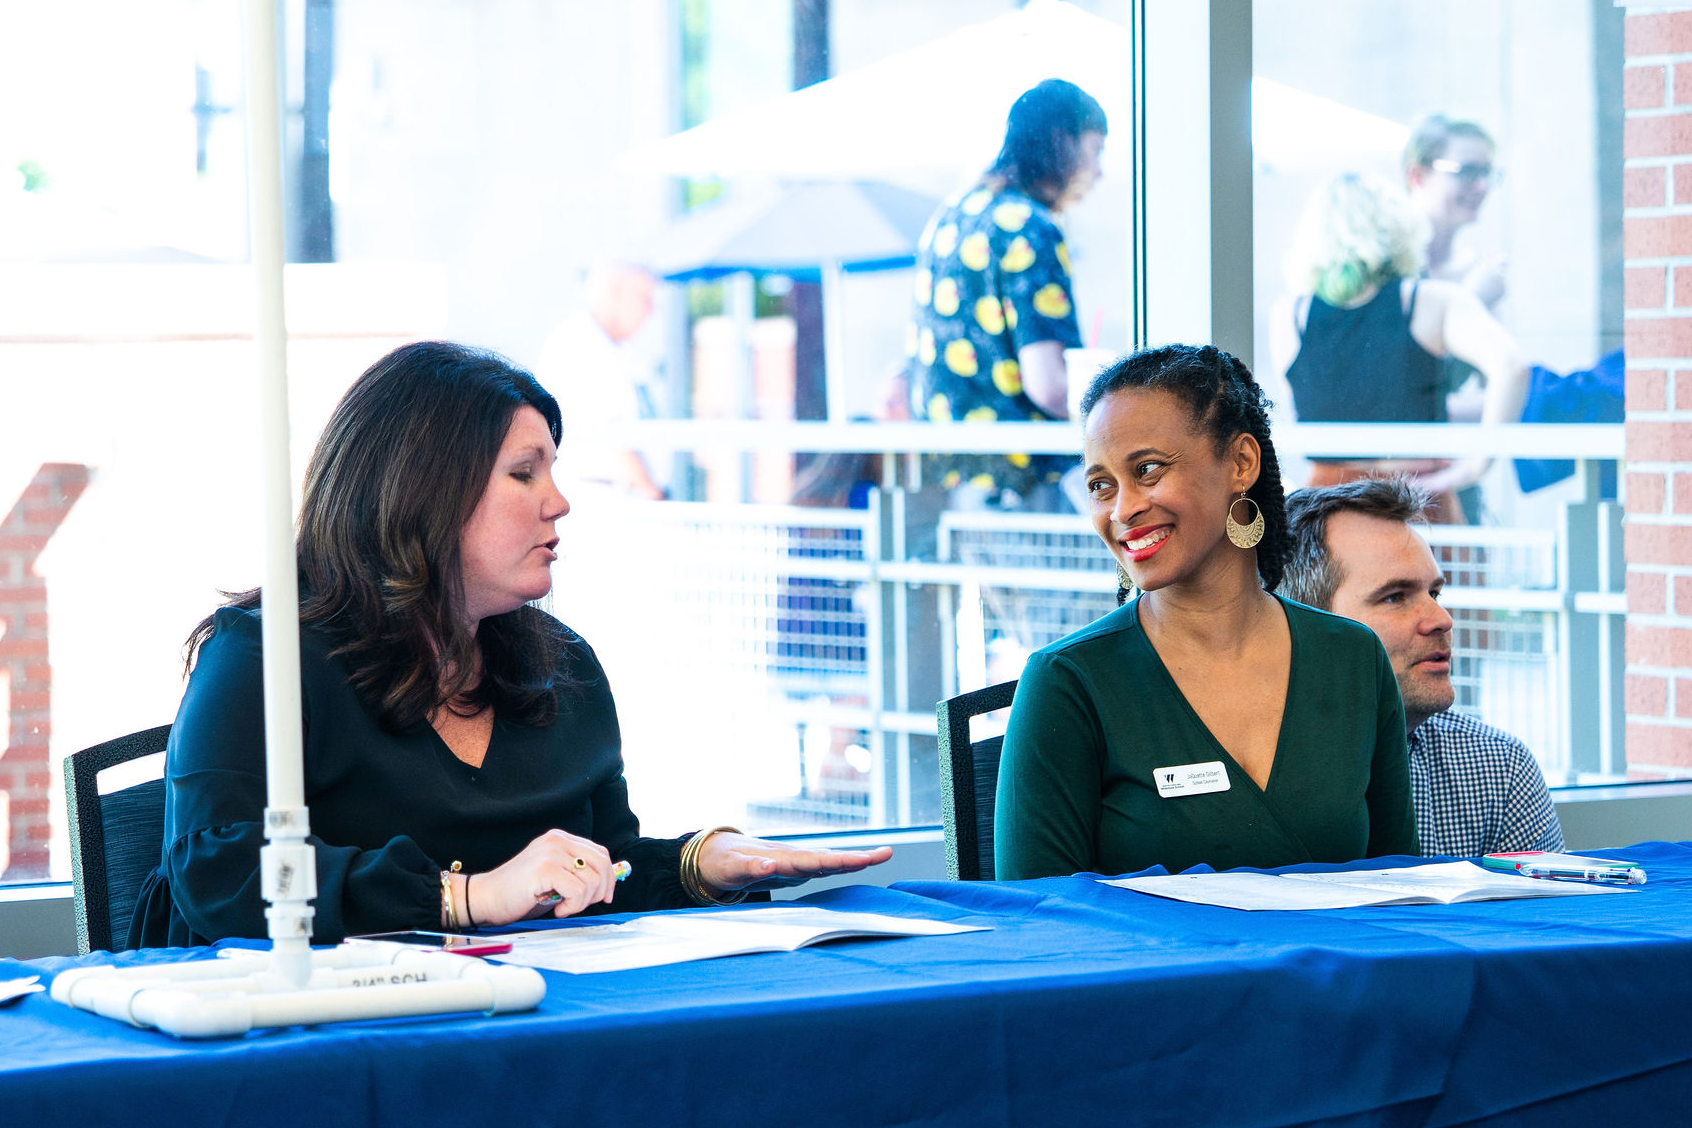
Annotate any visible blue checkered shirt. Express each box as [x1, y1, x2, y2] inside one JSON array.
[[1408, 711, 1565, 857]]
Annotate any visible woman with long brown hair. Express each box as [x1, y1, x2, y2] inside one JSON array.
[[131, 341, 888, 946]]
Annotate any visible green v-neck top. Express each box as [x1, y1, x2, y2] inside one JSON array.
[[994, 594, 1419, 879]]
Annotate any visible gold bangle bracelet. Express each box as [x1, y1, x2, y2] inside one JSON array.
[[441, 860, 466, 930], [439, 869, 456, 930], [681, 826, 749, 907]]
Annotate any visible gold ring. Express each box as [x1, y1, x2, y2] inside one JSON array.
[[572, 857, 587, 870]]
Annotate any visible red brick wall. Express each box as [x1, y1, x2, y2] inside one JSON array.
[[1625, 9, 1692, 774], [0, 463, 89, 878]]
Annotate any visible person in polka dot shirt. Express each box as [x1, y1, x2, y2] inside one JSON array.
[[908, 78, 1107, 508]]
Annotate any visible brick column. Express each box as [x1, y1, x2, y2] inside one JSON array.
[[0, 463, 90, 878], [1624, 9, 1692, 776]]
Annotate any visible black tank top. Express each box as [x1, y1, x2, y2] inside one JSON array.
[[1285, 279, 1446, 423]]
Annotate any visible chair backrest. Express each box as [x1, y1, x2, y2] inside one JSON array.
[[64, 725, 172, 954], [936, 680, 1017, 881]]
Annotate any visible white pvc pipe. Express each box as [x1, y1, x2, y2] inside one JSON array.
[[52, 947, 546, 1039], [243, 0, 314, 983], [244, 0, 299, 802], [128, 968, 546, 1040], [53, 7, 554, 1039]]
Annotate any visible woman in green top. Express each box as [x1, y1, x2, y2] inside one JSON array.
[[994, 344, 1419, 878]]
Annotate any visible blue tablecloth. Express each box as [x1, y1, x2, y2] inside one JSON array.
[[4, 842, 1691, 1128]]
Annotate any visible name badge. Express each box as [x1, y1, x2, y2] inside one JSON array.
[[1153, 760, 1231, 799]]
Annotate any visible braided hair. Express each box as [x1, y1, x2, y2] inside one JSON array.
[[1079, 343, 1291, 599]]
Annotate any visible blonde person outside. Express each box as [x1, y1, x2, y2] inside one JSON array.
[[1267, 173, 1530, 524]]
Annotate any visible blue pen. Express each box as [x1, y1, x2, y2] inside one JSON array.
[[1517, 863, 1645, 886]]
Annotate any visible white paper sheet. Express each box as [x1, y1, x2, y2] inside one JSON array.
[[1103, 861, 1624, 911], [492, 906, 985, 974]]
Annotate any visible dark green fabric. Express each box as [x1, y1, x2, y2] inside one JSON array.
[[995, 595, 1418, 879]]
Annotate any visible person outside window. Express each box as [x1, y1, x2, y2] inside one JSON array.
[[1404, 113, 1506, 310], [535, 260, 667, 501], [907, 78, 1106, 512], [1266, 173, 1530, 523]]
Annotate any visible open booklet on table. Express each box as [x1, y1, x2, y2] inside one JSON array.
[[489, 906, 987, 975], [1103, 861, 1632, 911]]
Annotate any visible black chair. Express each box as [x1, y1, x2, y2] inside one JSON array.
[[64, 725, 172, 953], [936, 680, 1017, 881]]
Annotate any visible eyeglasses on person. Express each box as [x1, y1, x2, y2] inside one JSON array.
[[1428, 158, 1501, 185]]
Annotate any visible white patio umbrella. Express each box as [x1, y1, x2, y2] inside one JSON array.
[[614, 0, 1408, 181], [614, 0, 1133, 181], [1252, 78, 1409, 169], [647, 180, 939, 281]]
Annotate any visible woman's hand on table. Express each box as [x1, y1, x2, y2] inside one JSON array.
[[469, 829, 616, 924], [694, 833, 894, 893]]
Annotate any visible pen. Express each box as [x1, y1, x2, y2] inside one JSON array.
[[536, 859, 632, 905], [1517, 863, 1646, 886]]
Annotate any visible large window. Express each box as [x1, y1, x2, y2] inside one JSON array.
[[0, 0, 1138, 885], [1251, 0, 1630, 783], [0, 0, 1653, 897]]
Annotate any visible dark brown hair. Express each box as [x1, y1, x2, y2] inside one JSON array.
[[1282, 477, 1431, 611], [187, 340, 568, 729], [988, 79, 1108, 208]]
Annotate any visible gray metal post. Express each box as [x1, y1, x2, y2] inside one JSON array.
[[1561, 459, 1627, 779]]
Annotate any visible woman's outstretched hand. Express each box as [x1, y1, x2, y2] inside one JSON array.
[[694, 833, 894, 893], [467, 829, 616, 925]]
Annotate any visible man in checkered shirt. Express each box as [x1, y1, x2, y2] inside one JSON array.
[[1282, 478, 1565, 856]]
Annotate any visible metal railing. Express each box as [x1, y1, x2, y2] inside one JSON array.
[[561, 421, 1625, 833]]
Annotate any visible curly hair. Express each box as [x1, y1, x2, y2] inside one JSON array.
[[1284, 173, 1428, 306], [1080, 343, 1290, 601], [186, 341, 569, 730]]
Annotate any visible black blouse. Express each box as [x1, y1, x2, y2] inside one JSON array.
[[129, 605, 691, 947], [1285, 280, 1446, 425]]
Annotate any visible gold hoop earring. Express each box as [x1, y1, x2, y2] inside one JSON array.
[[1226, 493, 1265, 549]]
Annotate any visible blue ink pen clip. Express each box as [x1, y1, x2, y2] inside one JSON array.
[[1517, 862, 1645, 886]]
